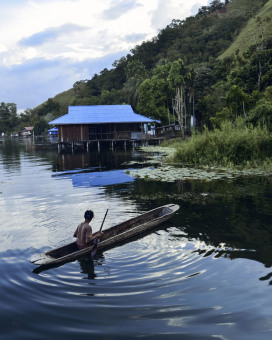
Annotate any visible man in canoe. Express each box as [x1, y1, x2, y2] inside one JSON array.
[[74, 210, 104, 250]]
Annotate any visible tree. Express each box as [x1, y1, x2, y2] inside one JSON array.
[[36, 98, 60, 117], [73, 80, 89, 98], [19, 108, 35, 127], [226, 85, 249, 118], [247, 86, 272, 129], [248, 98, 272, 129], [198, 81, 229, 126], [33, 120, 49, 136], [99, 89, 122, 105], [125, 60, 147, 81], [0, 102, 17, 133], [209, 0, 224, 12], [86, 74, 102, 97], [130, 40, 158, 70], [122, 60, 148, 107], [137, 58, 195, 130], [122, 77, 141, 108], [137, 63, 172, 124], [167, 59, 191, 137]]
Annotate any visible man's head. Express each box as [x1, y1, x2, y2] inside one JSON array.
[[84, 210, 94, 221]]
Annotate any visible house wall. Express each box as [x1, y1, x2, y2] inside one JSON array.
[[58, 123, 143, 142], [58, 125, 89, 142]]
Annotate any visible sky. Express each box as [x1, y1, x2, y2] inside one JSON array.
[[0, 0, 209, 111]]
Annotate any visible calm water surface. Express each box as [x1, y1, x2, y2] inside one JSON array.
[[1, 138, 272, 340]]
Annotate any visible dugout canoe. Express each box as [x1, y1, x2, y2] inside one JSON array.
[[31, 204, 179, 267]]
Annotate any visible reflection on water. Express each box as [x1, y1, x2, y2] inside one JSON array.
[[107, 175, 272, 270], [1, 139, 272, 339], [54, 169, 134, 188], [0, 139, 22, 174], [56, 150, 146, 172], [78, 256, 97, 280]]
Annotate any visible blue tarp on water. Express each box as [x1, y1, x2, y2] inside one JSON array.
[[54, 169, 134, 188]]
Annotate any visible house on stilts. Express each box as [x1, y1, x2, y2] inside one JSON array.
[[49, 105, 158, 152]]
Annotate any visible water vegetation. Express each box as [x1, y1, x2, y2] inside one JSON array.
[[126, 118, 272, 183], [164, 118, 272, 170], [127, 162, 271, 183]]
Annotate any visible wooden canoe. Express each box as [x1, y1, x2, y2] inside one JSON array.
[[31, 204, 179, 268]]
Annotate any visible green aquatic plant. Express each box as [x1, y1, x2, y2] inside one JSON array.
[[127, 125, 272, 182], [128, 165, 270, 182], [162, 118, 272, 171]]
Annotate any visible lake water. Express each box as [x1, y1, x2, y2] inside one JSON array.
[[1, 138, 272, 340]]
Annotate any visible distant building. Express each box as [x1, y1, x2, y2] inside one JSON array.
[[49, 105, 155, 142], [21, 127, 34, 137], [156, 123, 180, 138], [48, 127, 58, 136], [11, 132, 20, 138]]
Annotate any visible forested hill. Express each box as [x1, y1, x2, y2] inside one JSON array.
[[30, 0, 272, 132]]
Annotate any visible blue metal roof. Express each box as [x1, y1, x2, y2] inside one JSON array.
[[49, 105, 154, 125]]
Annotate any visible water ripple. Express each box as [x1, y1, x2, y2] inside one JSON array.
[[2, 145, 272, 339]]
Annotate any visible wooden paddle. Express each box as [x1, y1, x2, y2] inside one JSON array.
[[91, 209, 108, 259]]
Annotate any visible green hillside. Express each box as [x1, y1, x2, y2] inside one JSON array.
[[220, 0, 272, 59], [53, 88, 76, 106]]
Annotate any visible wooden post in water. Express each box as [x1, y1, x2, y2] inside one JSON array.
[[97, 141, 100, 153]]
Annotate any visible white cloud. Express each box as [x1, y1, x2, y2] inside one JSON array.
[[0, 0, 209, 110], [150, 0, 209, 30], [19, 24, 88, 47], [102, 0, 141, 20]]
